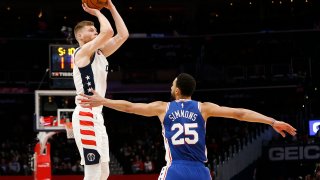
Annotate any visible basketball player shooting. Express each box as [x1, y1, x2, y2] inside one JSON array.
[[72, 1, 129, 179], [78, 73, 297, 180]]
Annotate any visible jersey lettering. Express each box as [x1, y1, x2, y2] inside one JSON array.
[[168, 110, 198, 121]]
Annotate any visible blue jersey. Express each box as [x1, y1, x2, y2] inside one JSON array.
[[162, 100, 207, 164]]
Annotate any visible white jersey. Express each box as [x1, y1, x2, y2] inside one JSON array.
[[73, 48, 108, 113], [72, 48, 110, 166]]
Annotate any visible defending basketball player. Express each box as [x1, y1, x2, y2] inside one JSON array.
[[72, 1, 129, 180], [78, 73, 297, 180]]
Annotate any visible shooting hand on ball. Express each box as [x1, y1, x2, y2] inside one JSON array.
[[104, 0, 114, 10], [82, 3, 101, 16]]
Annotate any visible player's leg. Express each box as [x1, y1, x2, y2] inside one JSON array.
[[73, 108, 102, 178], [99, 133, 110, 180], [84, 163, 102, 180], [72, 108, 85, 165], [160, 161, 211, 180], [162, 164, 181, 180], [96, 113, 110, 179], [158, 165, 170, 180], [100, 162, 110, 180]]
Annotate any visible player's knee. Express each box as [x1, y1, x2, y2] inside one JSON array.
[[84, 172, 100, 180], [84, 164, 101, 180], [101, 169, 109, 180], [100, 162, 110, 180]]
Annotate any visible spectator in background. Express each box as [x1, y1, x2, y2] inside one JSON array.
[[144, 156, 154, 173], [131, 155, 144, 173], [8, 156, 20, 174], [0, 158, 8, 175], [71, 160, 84, 174], [316, 125, 320, 138], [315, 163, 320, 180]]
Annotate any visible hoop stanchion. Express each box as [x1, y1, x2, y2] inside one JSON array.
[[34, 142, 51, 180]]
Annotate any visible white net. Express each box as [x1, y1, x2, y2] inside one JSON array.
[[65, 123, 74, 139]]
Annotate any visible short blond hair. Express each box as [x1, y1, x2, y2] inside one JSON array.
[[74, 21, 94, 39]]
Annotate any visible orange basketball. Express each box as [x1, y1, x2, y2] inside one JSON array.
[[82, 0, 108, 10]]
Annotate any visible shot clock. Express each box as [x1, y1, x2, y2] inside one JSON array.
[[49, 44, 77, 78]]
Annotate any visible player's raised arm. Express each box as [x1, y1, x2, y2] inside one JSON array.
[[74, 3, 114, 67], [201, 102, 297, 137], [79, 90, 167, 118], [100, 0, 129, 57], [82, 3, 114, 52]]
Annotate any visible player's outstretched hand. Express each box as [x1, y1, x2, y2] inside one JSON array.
[[78, 90, 105, 108], [82, 3, 101, 16], [272, 120, 297, 137]]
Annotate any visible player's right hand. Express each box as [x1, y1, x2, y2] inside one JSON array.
[[272, 120, 297, 137], [82, 3, 101, 16]]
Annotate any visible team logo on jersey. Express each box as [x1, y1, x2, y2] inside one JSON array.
[[83, 148, 100, 165], [87, 153, 95, 161]]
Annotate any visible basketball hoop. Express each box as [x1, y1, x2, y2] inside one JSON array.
[[65, 122, 74, 139]]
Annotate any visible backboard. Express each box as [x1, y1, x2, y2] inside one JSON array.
[[35, 90, 76, 131]]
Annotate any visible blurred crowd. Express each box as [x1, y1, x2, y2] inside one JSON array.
[[0, 139, 30, 175]]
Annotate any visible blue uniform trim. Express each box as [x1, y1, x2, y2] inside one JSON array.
[[73, 48, 97, 95], [171, 160, 205, 166], [78, 53, 96, 95], [79, 65, 95, 95]]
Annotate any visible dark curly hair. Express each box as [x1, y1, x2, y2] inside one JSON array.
[[176, 73, 196, 97]]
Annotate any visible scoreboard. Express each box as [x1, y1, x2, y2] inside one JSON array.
[[49, 44, 77, 78]]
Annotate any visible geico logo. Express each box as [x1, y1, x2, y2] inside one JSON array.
[[37, 163, 50, 167], [268, 145, 320, 161], [312, 122, 320, 133]]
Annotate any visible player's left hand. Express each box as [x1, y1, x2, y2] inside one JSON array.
[[104, 0, 113, 10], [272, 120, 297, 137]]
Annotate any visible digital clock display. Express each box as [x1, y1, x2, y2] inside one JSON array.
[[49, 44, 77, 78]]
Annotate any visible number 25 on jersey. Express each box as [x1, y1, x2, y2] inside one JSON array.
[[171, 123, 199, 145]]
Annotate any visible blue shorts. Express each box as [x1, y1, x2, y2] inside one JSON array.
[[158, 160, 212, 180]]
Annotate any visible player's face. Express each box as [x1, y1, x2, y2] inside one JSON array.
[[171, 78, 177, 100], [81, 26, 98, 43]]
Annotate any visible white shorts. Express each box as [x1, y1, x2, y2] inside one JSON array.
[[72, 106, 109, 165]]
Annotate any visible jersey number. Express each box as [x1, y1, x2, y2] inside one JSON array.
[[171, 123, 199, 145]]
